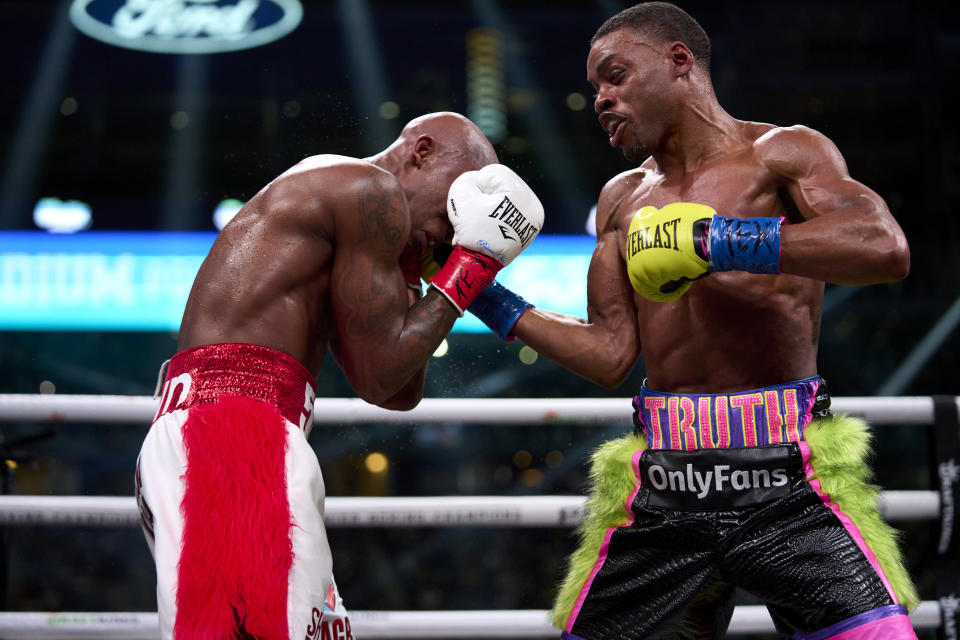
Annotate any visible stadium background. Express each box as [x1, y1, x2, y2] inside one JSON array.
[[0, 1, 957, 638]]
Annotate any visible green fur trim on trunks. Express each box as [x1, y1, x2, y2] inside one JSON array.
[[803, 413, 919, 611], [550, 414, 921, 629], [551, 431, 647, 629]]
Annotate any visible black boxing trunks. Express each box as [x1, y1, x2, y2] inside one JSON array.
[[552, 376, 918, 639], [135, 343, 352, 640]]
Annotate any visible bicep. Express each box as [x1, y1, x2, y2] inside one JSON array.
[[586, 229, 641, 354], [770, 128, 889, 222], [762, 127, 909, 282], [514, 230, 640, 388], [787, 169, 890, 226]]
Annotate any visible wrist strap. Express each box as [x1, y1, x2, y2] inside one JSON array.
[[708, 215, 782, 274], [429, 246, 501, 315], [468, 281, 533, 341]]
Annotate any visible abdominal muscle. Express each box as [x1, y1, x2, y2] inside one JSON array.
[[636, 270, 823, 393], [178, 280, 331, 376]]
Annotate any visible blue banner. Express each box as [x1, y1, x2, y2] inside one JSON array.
[[0, 231, 594, 332]]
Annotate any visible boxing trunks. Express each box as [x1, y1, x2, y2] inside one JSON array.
[[135, 343, 353, 640], [553, 377, 918, 640]]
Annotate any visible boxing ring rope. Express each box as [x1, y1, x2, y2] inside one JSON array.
[[0, 394, 953, 637], [0, 491, 941, 527], [1, 393, 957, 425], [0, 602, 946, 639]]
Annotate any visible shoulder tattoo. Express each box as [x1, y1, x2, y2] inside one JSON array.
[[358, 176, 407, 247]]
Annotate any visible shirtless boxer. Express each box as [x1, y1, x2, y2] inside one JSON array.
[[134, 112, 543, 640], [466, 4, 919, 638]]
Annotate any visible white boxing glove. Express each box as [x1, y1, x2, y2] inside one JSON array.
[[430, 164, 544, 314], [447, 164, 544, 265]]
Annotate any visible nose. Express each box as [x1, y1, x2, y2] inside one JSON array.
[[594, 86, 614, 113]]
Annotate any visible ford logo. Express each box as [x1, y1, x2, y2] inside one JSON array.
[[69, 0, 303, 55]]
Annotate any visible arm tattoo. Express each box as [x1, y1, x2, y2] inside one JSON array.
[[401, 293, 458, 343], [335, 254, 405, 338], [331, 175, 409, 339], [334, 175, 454, 352]]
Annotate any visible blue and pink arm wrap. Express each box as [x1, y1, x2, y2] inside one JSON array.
[[708, 215, 783, 274], [468, 281, 532, 341]]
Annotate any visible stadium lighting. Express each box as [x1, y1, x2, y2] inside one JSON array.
[[32, 198, 91, 233]]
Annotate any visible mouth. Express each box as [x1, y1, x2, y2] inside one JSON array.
[[599, 112, 626, 147]]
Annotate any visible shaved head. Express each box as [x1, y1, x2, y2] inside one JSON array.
[[400, 112, 498, 173], [371, 112, 499, 253]]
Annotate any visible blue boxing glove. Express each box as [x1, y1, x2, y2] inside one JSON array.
[[468, 281, 533, 341]]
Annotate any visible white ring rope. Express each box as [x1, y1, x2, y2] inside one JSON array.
[[0, 490, 939, 527], [0, 601, 946, 638], [0, 394, 957, 425]]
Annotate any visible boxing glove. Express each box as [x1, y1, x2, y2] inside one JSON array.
[[430, 164, 544, 315], [421, 242, 532, 340], [625, 202, 781, 302], [625, 203, 711, 302]]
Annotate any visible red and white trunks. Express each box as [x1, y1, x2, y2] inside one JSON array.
[[136, 342, 352, 640]]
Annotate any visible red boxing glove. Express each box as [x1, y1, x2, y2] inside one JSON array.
[[429, 246, 501, 315]]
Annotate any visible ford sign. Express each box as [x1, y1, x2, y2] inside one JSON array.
[[69, 0, 303, 55]]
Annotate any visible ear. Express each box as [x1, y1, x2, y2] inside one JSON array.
[[668, 41, 695, 78], [411, 135, 435, 168]]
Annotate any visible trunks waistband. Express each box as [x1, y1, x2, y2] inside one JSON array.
[[633, 376, 830, 450], [152, 342, 317, 432]]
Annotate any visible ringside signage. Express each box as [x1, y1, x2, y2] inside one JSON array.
[[0, 232, 592, 332], [69, 0, 303, 55]]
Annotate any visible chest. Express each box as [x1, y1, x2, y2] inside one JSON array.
[[614, 160, 784, 235]]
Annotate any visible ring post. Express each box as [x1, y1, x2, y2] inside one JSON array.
[[933, 396, 960, 640]]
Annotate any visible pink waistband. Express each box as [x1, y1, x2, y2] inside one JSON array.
[[153, 343, 317, 431]]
